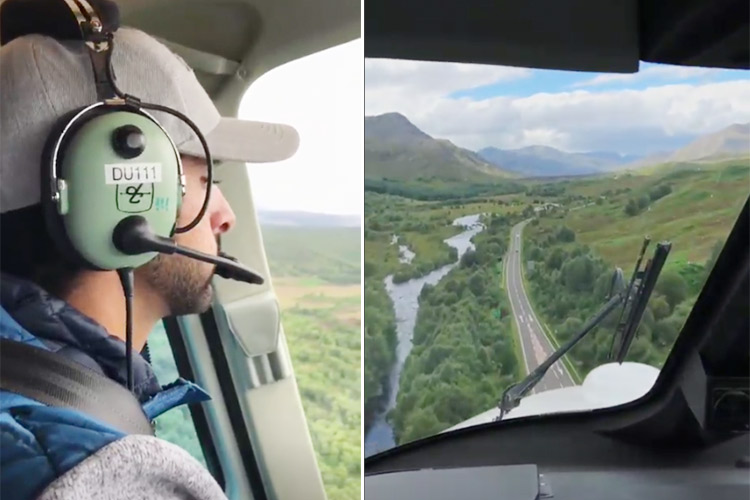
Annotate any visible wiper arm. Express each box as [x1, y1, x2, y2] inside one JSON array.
[[495, 237, 671, 421], [495, 291, 625, 420], [609, 241, 671, 362]]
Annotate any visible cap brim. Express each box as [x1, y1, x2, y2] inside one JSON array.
[[178, 117, 299, 163]]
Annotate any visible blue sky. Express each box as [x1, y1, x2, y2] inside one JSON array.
[[449, 63, 749, 100], [365, 59, 750, 155]]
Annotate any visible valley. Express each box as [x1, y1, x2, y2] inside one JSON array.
[[363, 113, 749, 453]]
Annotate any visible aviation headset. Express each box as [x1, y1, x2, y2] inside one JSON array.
[[3, 0, 215, 271], [2, 0, 220, 391]]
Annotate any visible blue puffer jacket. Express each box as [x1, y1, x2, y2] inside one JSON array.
[[0, 274, 220, 500]]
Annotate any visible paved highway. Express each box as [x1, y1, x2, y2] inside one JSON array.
[[505, 220, 576, 393]]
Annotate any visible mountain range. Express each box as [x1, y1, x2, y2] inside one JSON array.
[[365, 112, 749, 180], [365, 112, 514, 181], [478, 145, 641, 177], [624, 123, 750, 169]]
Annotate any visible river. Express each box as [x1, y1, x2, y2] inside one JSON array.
[[364, 214, 485, 457]]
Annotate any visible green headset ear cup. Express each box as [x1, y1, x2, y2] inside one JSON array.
[[41, 106, 107, 270], [42, 105, 182, 271]]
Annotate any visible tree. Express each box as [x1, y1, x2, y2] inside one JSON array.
[[468, 272, 486, 297], [528, 245, 544, 261], [655, 270, 689, 310], [557, 226, 575, 242], [561, 255, 596, 292], [561, 317, 584, 343], [649, 184, 672, 201], [637, 195, 650, 210], [650, 296, 671, 321], [460, 250, 479, 268], [624, 198, 639, 216], [545, 247, 565, 270], [653, 317, 680, 348]]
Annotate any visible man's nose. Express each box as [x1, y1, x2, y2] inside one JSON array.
[[210, 188, 236, 235]]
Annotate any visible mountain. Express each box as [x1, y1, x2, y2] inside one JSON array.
[[661, 123, 749, 163], [625, 123, 750, 169], [365, 113, 514, 181], [478, 145, 638, 177], [478, 123, 748, 176], [258, 210, 360, 228]]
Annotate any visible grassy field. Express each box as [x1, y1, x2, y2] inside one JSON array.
[[517, 158, 748, 377], [561, 160, 748, 270], [262, 226, 360, 285]]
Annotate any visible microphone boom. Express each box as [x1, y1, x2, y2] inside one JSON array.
[[112, 215, 264, 285]]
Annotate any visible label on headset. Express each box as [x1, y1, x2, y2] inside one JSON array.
[[105, 163, 163, 185]]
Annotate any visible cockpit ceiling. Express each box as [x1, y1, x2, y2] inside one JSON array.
[[364, 0, 749, 73], [121, 0, 360, 99]]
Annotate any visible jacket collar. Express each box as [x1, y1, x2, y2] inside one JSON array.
[[0, 273, 162, 402]]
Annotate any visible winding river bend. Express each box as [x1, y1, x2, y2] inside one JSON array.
[[364, 214, 485, 457]]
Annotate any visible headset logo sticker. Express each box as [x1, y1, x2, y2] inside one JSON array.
[[154, 197, 170, 211], [116, 183, 154, 213]]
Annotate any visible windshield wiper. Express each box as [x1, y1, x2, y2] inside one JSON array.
[[495, 237, 671, 421], [609, 241, 671, 362]]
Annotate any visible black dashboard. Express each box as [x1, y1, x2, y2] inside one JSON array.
[[366, 434, 749, 500]]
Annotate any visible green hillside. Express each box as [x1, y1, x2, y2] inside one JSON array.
[[365, 113, 515, 182], [520, 158, 748, 376], [261, 226, 361, 284], [541, 159, 748, 270]]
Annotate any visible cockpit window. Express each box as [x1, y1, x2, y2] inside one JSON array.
[[241, 40, 362, 500], [364, 58, 749, 455]]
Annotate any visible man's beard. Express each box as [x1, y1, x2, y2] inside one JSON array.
[[139, 253, 215, 316]]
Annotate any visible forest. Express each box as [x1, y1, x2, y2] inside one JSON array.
[[363, 192, 512, 432], [365, 177, 525, 201], [523, 219, 723, 376], [389, 213, 523, 444], [364, 278, 397, 427], [147, 223, 361, 500]]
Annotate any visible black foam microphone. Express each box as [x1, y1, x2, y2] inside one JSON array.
[[113, 215, 264, 285]]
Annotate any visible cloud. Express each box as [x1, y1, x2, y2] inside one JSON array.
[[366, 61, 750, 155], [571, 64, 720, 88], [365, 58, 531, 93], [365, 58, 531, 125]]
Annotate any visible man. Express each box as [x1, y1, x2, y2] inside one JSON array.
[[0, 26, 298, 499]]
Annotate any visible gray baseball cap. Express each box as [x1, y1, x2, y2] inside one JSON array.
[[0, 27, 300, 213]]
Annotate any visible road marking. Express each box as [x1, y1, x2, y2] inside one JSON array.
[[507, 219, 577, 390], [530, 332, 548, 366]]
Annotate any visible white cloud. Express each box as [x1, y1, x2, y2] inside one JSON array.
[[366, 64, 750, 155], [365, 58, 531, 131], [239, 39, 362, 215], [571, 64, 720, 88]]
